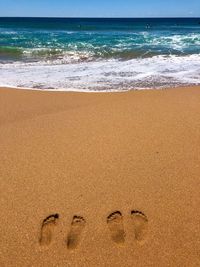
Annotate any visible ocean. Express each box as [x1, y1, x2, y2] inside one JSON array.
[[0, 17, 200, 91]]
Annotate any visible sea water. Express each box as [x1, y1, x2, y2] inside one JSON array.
[[0, 17, 200, 91]]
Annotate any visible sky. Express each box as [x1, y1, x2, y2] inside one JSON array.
[[0, 0, 200, 17]]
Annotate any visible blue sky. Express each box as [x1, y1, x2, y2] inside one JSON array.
[[0, 0, 200, 17]]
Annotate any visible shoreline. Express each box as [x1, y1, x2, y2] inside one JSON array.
[[1, 84, 200, 93], [1, 85, 200, 266]]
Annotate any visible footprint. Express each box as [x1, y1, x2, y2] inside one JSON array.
[[131, 210, 148, 243], [39, 214, 59, 246], [67, 216, 86, 250], [107, 211, 125, 245]]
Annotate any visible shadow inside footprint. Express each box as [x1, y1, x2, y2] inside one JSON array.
[[107, 211, 125, 245], [67, 216, 86, 250], [131, 210, 148, 243], [39, 214, 59, 246]]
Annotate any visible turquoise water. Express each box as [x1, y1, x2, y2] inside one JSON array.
[[0, 18, 200, 90]]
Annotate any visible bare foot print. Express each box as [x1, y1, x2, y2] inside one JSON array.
[[131, 210, 148, 243], [107, 211, 125, 245], [39, 214, 59, 246], [67, 216, 86, 250]]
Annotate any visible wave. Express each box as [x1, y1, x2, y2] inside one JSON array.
[[0, 44, 198, 65], [0, 46, 159, 64], [1, 30, 200, 64], [0, 46, 23, 57], [0, 54, 200, 91]]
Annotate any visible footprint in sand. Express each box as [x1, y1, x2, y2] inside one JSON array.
[[67, 216, 86, 250], [107, 211, 125, 245], [131, 210, 148, 244], [39, 214, 59, 246]]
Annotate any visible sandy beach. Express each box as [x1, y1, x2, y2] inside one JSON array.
[[0, 86, 200, 267]]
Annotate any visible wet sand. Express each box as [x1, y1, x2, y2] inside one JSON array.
[[0, 86, 200, 266]]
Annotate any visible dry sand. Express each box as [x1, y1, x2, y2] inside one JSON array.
[[0, 86, 200, 267]]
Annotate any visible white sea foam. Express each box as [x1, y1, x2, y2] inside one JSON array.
[[0, 54, 200, 91]]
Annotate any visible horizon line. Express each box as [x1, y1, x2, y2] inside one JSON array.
[[0, 16, 200, 19]]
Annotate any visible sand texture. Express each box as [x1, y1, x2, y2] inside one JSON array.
[[0, 87, 200, 266]]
